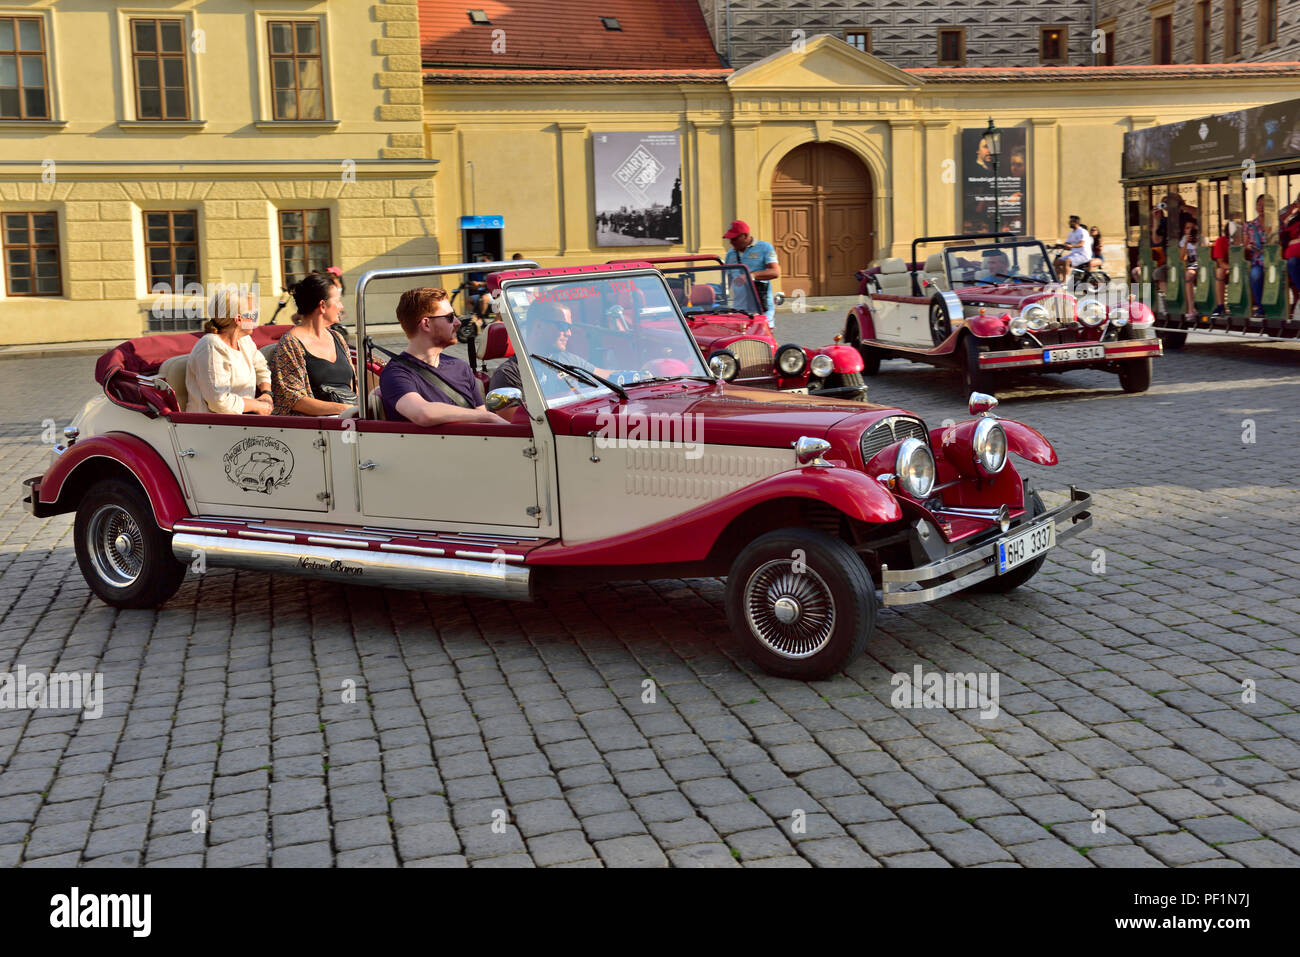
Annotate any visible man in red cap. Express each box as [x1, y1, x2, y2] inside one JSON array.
[[723, 220, 781, 332]]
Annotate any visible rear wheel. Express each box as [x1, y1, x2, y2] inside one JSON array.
[[74, 478, 186, 609], [725, 528, 874, 680], [960, 334, 996, 395], [1118, 358, 1153, 393], [966, 490, 1047, 593]]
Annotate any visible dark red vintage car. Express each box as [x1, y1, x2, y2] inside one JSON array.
[[25, 261, 1092, 680], [608, 255, 867, 399], [845, 233, 1163, 394]]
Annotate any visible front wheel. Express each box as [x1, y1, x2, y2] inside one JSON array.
[[929, 299, 953, 346], [725, 528, 874, 680], [1118, 358, 1153, 393], [845, 313, 881, 376], [74, 478, 187, 609], [966, 490, 1047, 593], [960, 335, 996, 395]]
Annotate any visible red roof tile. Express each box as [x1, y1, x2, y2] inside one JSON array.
[[907, 62, 1300, 82], [419, 0, 724, 71], [422, 67, 730, 84]]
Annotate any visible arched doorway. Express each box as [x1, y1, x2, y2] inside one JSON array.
[[772, 144, 874, 297]]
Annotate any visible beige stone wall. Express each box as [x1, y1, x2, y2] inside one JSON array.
[[0, 171, 435, 345]]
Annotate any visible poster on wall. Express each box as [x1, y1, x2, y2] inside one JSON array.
[[594, 132, 683, 247], [961, 127, 1027, 236]]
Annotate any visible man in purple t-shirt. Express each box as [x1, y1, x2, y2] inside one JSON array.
[[379, 287, 502, 426]]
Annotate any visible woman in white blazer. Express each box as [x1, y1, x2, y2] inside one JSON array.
[[185, 285, 273, 414]]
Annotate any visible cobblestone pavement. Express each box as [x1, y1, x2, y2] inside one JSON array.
[[1, 323, 1298, 868]]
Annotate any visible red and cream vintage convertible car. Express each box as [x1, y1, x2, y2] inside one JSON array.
[[24, 261, 1091, 679], [845, 233, 1163, 395], [607, 255, 867, 399]]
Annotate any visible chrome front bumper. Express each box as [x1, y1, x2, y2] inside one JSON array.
[[881, 486, 1092, 606]]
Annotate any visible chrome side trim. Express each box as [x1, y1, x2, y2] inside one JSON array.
[[240, 530, 296, 542], [881, 487, 1092, 606], [172, 533, 531, 601], [306, 536, 371, 548], [379, 543, 446, 556], [173, 523, 229, 535], [455, 549, 525, 563]]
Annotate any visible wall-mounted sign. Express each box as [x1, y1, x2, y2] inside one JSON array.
[[593, 132, 683, 247], [961, 127, 1027, 236], [1123, 97, 1300, 180], [459, 215, 504, 230]]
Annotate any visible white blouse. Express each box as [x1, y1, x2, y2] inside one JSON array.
[[185, 333, 271, 414]]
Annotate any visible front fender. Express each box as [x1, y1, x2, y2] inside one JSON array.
[[1001, 420, 1058, 465], [527, 466, 902, 566], [809, 343, 865, 374], [967, 311, 1011, 338], [38, 432, 190, 528], [848, 305, 877, 341]]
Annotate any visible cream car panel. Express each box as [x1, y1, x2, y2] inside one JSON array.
[[554, 436, 793, 543], [356, 431, 540, 527], [171, 422, 332, 512]]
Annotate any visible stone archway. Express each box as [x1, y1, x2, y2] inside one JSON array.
[[772, 143, 874, 297]]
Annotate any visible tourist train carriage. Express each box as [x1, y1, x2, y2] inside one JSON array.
[[845, 233, 1162, 394], [23, 260, 1090, 679]]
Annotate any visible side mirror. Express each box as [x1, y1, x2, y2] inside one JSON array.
[[486, 387, 524, 413], [968, 392, 999, 416], [773, 291, 786, 306]]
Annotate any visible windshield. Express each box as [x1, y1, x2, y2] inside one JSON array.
[[501, 272, 711, 405], [943, 241, 1053, 288], [656, 264, 761, 316]]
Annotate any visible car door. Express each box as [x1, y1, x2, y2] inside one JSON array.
[[169, 417, 333, 512], [353, 420, 542, 528]]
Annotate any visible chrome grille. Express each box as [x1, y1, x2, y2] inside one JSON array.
[[730, 339, 775, 378], [860, 415, 928, 463], [1041, 292, 1076, 322]]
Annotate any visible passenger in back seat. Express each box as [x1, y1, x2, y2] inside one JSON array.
[[185, 285, 272, 414]]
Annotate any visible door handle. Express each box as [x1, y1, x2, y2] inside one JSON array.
[[179, 448, 196, 457], [358, 460, 377, 470]]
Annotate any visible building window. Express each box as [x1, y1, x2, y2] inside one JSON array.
[[937, 28, 965, 66], [1194, 1, 1212, 62], [1152, 14, 1173, 64], [268, 21, 324, 121], [1039, 26, 1067, 64], [2, 211, 61, 297], [844, 31, 871, 53], [130, 18, 190, 120], [1258, 0, 1278, 47], [144, 211, 199, 291], [1225, 0, 1242, 57], [1098, 25, 1116, 65], [278, 209, 331, 287], [0, 16, 50, 120]]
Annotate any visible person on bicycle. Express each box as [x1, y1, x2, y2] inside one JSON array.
[[1055, 215, 1092, 282]]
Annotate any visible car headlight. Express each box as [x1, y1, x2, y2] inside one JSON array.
[[1008, 315, 1029, 336], [895, 437, 936, 499], [775, 344, 807, 376], [809, 353, 834, 378], [708, 350, 739, 381], [1020, 303, 1050, 331], [1077, 298, 1107, 327], [972, 417, 1007, 475]]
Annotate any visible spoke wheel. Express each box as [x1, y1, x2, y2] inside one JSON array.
[[743, 560, 836, 660], [75, 477, 186, 609], [726, 528, 874, 680], [86, 504, 144, 587]]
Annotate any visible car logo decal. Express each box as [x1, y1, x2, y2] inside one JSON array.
[[223, 436, 295, 494]]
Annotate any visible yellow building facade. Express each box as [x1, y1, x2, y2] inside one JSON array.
[[0, 0, 433, 345], [424, 36, 1300, 297]]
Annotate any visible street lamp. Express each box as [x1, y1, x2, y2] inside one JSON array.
[[984, 118, 1002, 234]]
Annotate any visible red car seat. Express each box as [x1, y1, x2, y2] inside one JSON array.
[[689, 285, 716, 307]]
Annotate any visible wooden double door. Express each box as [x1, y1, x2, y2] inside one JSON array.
[[772, 143, 874, 296]]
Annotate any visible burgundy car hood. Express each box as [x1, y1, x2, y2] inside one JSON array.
[[546, 382, 898, 448], [688, 314, 772, 344], [954, 286, 1072, 307]]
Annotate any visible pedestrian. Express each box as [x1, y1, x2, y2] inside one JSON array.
[[1055, 214, 1091, 283], [723, 220, 780, 332], [1279, 198, 1300, 317], [1210, 221, 1232, 318], [1179, 218, 1201, 321], [1244, 194, 1274, 318]]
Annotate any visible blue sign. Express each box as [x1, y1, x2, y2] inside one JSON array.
[[459, 215, 504, 230]]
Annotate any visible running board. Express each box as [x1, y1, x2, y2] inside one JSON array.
[[171, 533, 532, 601]]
